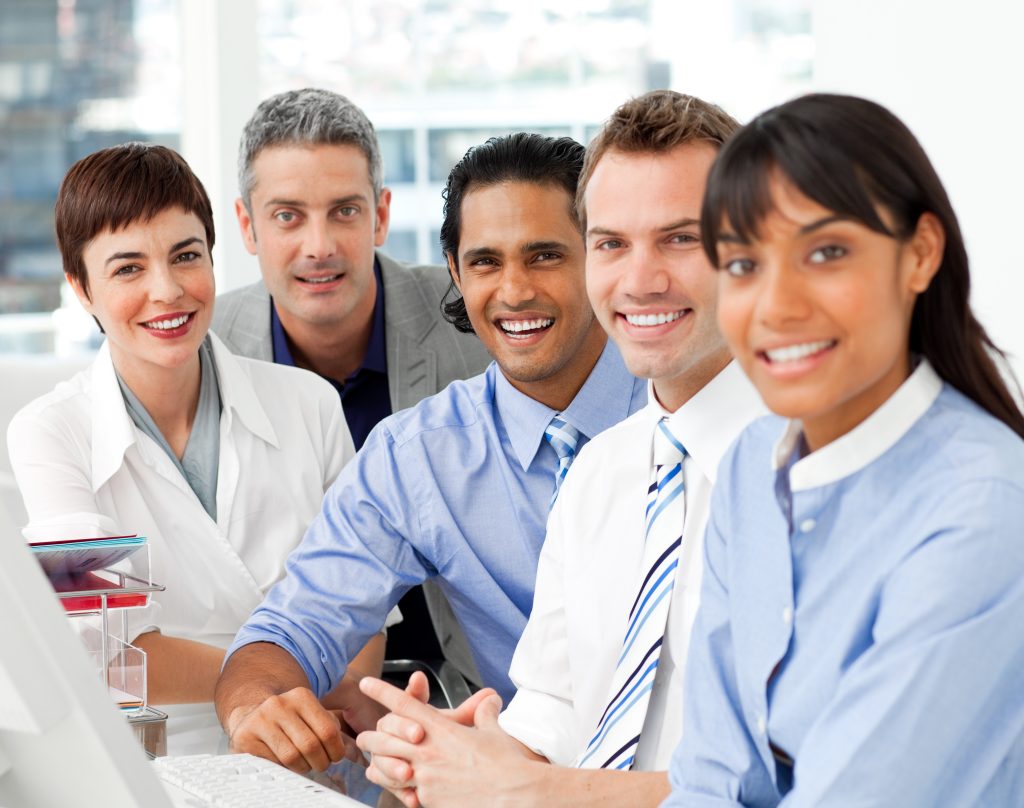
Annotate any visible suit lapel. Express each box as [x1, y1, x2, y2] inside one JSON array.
[[379, 253, 439, 412]]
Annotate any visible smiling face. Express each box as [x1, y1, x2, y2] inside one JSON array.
[[73, 206, 214, 390], [449, 180, 605, 409], [236, 142, 390, 338], [584, 143, 730, 411], [714, 175, 942, 450]]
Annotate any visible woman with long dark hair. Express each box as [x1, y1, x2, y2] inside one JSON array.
[[664, 94, 1024, 806]]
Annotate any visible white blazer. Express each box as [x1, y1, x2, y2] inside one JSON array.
[[7, 332, 354, 650]]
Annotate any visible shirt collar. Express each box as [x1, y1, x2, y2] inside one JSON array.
[[773, 358, 943, 491], [209, 332, 279, 448], [90, 335, 280, 490], [270, 257, 387, 378], [495, 339, 640, 472], [653, 360, 766, 484], [90, 341, 139, 491]]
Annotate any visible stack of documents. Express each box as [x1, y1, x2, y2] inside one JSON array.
[[30, 535, 148, 611]]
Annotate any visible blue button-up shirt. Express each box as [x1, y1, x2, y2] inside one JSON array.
[[665, 361, 1024, 807], [271, 258, 391, 450], [227, 339, 647, 702]]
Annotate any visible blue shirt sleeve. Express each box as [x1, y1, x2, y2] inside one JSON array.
[[779, 477, 1024, 807], [225, 420, 434, 697], [664, 461, 777, 808]]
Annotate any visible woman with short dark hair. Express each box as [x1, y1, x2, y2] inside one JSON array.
[[7, 143, 378, 752]]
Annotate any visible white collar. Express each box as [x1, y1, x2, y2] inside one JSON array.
[[649, 361, 766, 484], [89, 333, 278, 491], [773, 359, 943, 492]]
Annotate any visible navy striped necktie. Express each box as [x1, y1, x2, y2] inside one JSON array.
[[576, 417, 687, 770], [543, 415, 580, 509]]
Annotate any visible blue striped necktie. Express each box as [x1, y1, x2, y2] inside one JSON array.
[[543, 415, 580, 508], [576, 417, 686, 770]]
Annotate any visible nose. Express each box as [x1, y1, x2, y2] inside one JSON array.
[[755, 262, 812, 328], [148, 263, 184, 304], [303, 218, 335, 261], [497, 262, 537, 308], [619, 242, 670, 299]]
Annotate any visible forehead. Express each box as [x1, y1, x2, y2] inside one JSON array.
[[458, 181, 579, 252], [584, 143, 717, 231], [249, 143, 373, 200], [81, 208, 206, 264]]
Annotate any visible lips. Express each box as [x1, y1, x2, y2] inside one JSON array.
[[298, 273, 344, 285], [496, 317, 555, 341], [140, 312, 193, 331]]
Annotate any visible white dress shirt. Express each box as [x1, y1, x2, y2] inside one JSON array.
[[499, 361, 764, 770], [7, 332, 355, 751]]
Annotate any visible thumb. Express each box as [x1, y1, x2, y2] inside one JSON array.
[[473, 694, 502, 729]]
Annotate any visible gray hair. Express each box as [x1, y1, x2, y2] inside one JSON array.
[[237, 88, 384, 209]]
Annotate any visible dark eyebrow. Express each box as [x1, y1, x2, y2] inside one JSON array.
[[462, 246, 499, 262], [263, 193, 369, 210], [523, 240, 570, 254], [717, 215, 852, 247], [105, 236, 203, 265]]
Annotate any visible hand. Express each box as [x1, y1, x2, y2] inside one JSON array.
[[226, 686, 361, 773], [321, 670, 390, 736], [363, 672, 499, 806], [357, 676, 539, 808]]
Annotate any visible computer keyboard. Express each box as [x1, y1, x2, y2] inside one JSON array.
[[154, 753, 365, 807]]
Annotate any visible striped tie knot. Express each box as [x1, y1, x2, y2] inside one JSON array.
[[653, 418, 687, 467], [544, 415, 580, 508]]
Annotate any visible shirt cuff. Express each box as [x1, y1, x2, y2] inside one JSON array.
[[498, 687, 580, 766]]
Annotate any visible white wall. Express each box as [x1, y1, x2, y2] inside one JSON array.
[[813, 0, 1024, 384]]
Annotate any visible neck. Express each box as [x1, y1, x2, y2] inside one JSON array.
[[276, 290, 376, 384], [508, 322, 608, 411], [652, 348, 732, 413], [115, 352, 203, 459]]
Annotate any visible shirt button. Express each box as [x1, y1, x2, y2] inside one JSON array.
[[799, 518, 816, 533], [782, 606, 793, 625], [756, 715, 767, 735]]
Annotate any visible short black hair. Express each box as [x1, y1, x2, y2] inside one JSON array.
[[439, 133, 585, 333]]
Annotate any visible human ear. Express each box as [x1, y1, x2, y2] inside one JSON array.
[[373, 187, 392, 247], [446, 252, 463, 294], [905, 212, 944, 294], [65, 272, 92, 312], [235, 198, 258, 256]]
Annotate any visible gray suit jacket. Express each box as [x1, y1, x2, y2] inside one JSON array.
[[212, 251, 490, 684]]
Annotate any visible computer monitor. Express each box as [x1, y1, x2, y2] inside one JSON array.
[[0, 514, 172, 807]]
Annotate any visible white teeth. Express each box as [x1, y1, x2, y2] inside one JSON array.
[[764, 340, 835, 363], [624, 311, 685, 327], [145, 314, 189, 330], [499, 318, 554, 334], [301, 274, 342, 284]]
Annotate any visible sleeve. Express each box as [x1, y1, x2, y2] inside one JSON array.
[[225, 421, 434, 697], [7, 407, 119, 542], [779, 478, 1024, 807], [498, 471, 579, 765], [6, 405, 162, 641], [663, 464, 776, 808]]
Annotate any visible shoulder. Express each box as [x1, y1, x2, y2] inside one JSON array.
[[717, 414, 788, 485], [211, 281, 269, 340], [7, 365, 94, 456], [573, 404, 659, 467], [378, 252, 451, 297], [214, 279, 268, 313], [220, 349, 337, 411], [375, 369, 493, 447], [911, 385, 1024, 493]]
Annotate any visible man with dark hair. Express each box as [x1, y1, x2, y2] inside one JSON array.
[[356, 90, 765, 808], [212, 88, 492, 671], [214, 132, 646, 772]]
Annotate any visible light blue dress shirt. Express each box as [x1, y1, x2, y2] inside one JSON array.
[[227, 340, 646, 702], [664, 361, 1024, 807]]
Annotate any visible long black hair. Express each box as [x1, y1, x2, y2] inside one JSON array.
[[701, 93, 1024, 439]]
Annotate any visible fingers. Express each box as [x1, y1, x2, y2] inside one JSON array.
[[376, 710, 426, 744], [448, 687, 500, 727], [356, 728, 420, 762], [472, 694, 503, 729], [360, 676, 438, 726], [366, 752, 415, 789], [405, 670, 431, 704], [229, 687, 346, 773]]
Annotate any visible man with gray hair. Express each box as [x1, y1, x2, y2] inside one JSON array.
[[213, 88, 490, 669]]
